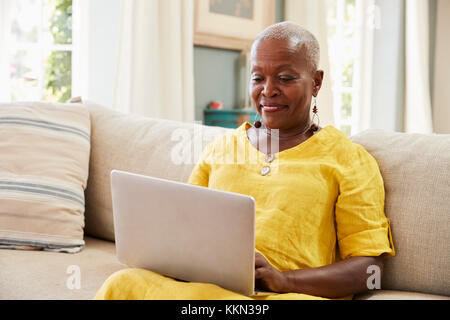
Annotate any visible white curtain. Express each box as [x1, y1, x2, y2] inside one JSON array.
[[404, 0, 433, 133], [114, 0, 194, 122], [71, 0, 90, 101], [284, 0, 335, 127], [354, 0, 375, 133], [432, 0, 450, 133], [0, 0, 11, 102]]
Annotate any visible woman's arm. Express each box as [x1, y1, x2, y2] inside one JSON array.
[[255, 253, 384, 298]]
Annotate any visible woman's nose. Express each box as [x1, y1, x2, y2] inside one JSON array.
[[262, 79, 280, 97]]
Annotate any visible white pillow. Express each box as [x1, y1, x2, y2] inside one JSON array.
[[0, 101, 90, 253]]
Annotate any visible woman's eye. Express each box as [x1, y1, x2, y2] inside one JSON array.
[[252, 77, 263, 82], [279, 77, 293, 82]]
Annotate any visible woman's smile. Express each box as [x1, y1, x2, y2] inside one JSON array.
[[260, 104, 288, 113]]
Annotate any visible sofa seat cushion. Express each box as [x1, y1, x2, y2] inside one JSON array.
[[0, 236, 124, 300], [2, 235, 449, 300], [354, 290, 450, 300]]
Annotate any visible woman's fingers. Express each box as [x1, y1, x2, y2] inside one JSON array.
[[254, 266, 265, 279], [255, 252, 269, 268]]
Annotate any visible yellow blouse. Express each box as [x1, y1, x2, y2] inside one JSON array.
[[94, 122, 395, 300], [188, 122, 395, 272]]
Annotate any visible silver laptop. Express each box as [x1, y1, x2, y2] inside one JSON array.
[[110, 169, 261, 296]]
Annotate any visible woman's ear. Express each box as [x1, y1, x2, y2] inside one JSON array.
[[312, 70, 324, 97]]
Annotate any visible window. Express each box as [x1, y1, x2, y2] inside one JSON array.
[[9, 0, 73, 103], [327, 0, 375, 136]]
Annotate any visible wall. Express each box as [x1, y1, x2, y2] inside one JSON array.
[[193, 0, 285, 122], [432, 0, 450, 133], [193, 47, 242, 121]]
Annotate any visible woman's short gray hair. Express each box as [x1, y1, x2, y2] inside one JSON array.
[[253, 21, 320, 71]]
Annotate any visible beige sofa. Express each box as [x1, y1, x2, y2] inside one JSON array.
[[1, 102, 449, 300]]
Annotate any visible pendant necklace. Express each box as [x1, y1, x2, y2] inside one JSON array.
[[258, 123, 314, 176]]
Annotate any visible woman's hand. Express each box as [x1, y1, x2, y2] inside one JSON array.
[[255, 252, 289, 293]]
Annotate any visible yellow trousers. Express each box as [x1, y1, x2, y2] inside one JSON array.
[[94, 268, 330, 300]]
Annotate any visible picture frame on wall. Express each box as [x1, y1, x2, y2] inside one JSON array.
[[194, 0, 275, 52]]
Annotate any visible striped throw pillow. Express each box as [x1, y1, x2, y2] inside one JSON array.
[[0, 102, 90, 253]]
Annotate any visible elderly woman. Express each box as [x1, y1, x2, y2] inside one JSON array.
[[95, 21, 394, 300]]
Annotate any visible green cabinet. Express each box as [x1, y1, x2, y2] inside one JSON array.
[[204, 109, 258, 129]]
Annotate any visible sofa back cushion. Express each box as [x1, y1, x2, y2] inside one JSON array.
[[84, 103, 230, 241], [0, 102, 90, 253], [351, 129, 450, 296]]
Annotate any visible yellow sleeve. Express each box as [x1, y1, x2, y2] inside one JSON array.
[[187, 141, 214, 187], [335, 144, 395, 260]]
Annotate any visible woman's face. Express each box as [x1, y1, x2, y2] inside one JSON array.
[[249, 39, 323, 131]]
